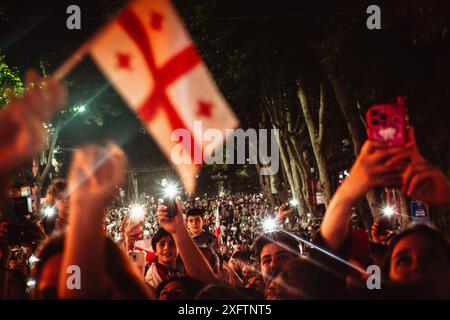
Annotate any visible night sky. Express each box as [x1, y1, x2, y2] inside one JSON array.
[[1, 0, 449, 194], [0, 0, 343, 190], [1, 1, 165, 173]]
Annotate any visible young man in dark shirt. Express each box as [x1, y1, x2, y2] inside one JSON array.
[[185, 208, 218, 252]]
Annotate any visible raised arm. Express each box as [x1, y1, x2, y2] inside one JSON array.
[[320, 140, 412, 250], [59, 143, 127, 298], [156, 201, 218, 285], [275, 204, 293, 225], [389, 128, 450, 214]]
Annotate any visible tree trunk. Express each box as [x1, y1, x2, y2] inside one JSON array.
[[287, 136, 313, 215], [287, 143, 301, 196], [34, 119, 62, 213], [255, 162, 275, 207], [277, 135, 296, 198], [398, 191, 411, 230], [328, 76, 366, 156], [297, 82, 332, 205], [285, 107, 305, 211], [328, 76, 378, 227]]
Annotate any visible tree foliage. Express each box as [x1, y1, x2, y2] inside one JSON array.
[[0, 54, 24, 106]]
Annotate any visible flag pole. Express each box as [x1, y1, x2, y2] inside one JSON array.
[[51, 0, 129, 81], [51, 39, 92, 81]]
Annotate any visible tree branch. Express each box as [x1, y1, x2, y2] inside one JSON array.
[[36, 119, 62, 210]]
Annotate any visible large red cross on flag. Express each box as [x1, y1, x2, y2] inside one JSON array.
[[88, 0, 238, 192]]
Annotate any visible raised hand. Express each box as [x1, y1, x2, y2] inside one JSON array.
[[321, 139, 413, 250], [386, 128, 450, 211], [370, 222, 391, 243], [68, 143, 127, 211], [345, 140, 413, 199], [60, 143, 128, 299], [155, 198, 185, 235], [275, 204, 292, 224], [124, 222, 144, 251]]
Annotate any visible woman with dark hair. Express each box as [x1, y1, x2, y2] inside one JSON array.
[[382, 224, 450, 298], [316, 129, 450, 299]]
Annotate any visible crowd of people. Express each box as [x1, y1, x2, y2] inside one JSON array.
[[0, 72, 449, 300], [102, 192, 319, 256]]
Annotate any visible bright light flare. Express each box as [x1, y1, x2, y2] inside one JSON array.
[[43, 207, 56, 218], [130, 203, 146, 221], [27, 279, 36, 288], [382, 205, 396, 217], [163, 183, 178, 199], [262, 217, 278, 233], [289, 198, 299, 207], [28, 254, 39, 264]]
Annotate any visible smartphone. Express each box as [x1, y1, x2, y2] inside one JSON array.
[[162, 196, 178, 218], [366, 98, 409, 146], [128, 251, 146, 277]]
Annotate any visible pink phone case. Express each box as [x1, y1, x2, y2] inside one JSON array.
[[366, 101, 408, 146]]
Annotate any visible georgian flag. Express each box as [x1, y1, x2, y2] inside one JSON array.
[[88, 0, 238, 192], [134, 238, 154, 262]]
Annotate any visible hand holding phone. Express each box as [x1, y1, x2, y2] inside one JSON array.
[[371, 219, 391, 243], [128, 251, 146, 276], [162, 196, 178, 218], [366, 97, 409, 146]]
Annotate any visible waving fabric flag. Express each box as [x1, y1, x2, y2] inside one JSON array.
[[88, 0, 238, 192]]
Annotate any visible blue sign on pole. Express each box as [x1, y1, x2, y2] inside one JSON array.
[[411, 200, 429, 223]]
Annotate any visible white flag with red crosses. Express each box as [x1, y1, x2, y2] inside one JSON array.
[[88, 0, 239, 192]]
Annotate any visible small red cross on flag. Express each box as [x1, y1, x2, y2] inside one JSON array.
[[88, 0, 238, 192]]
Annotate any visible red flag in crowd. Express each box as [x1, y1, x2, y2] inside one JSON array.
[[87, 0, 238, 192], [214, 206, 222, 246]]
